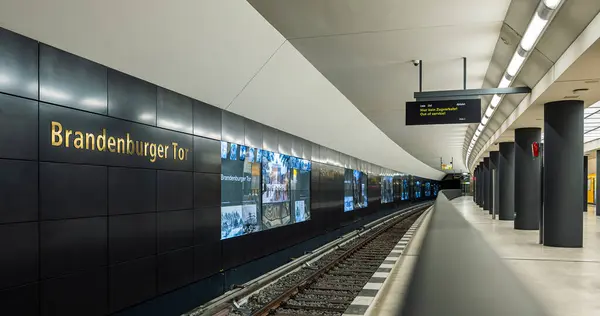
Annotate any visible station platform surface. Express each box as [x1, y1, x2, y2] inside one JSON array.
[[452, 197, 600, 316]]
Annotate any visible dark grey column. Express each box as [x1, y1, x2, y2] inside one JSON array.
[[475, 164, 480, 206], [481, 161, 487, 209], [483, 157, 490, 211], [473, 167, 478, 203], [490, 151, 499, 216], [584, 155, 588, 212], [543, 100, 583, 247], [597, 151, 600, 215], [477, 164, 482, 206], [498, 142, 515, 220], [514, 128, 541, 230], [480, 162, 485, 207]]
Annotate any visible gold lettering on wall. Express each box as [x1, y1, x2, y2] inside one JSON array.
[[49, 121, 190, 162]]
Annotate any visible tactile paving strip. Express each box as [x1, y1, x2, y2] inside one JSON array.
[[342, 207, 431, 316]]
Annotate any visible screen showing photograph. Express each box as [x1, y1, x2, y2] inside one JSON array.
[[393, 177, 400, 201], [262, 152, 290, 203], [240, 145, 247, 161], [381, 176, 393, 204], [354, 170, 368, 209], [401, 178, 409, 200], [221, 142, 261, 240], [291, 159, 311, 223], [344, 169, 368, 211], [414, 180, 422, 199], [425, 182, 431, 197], [261, 203, 291, 229], [344, 169, 354, 212], [261, 151, 291, 230]]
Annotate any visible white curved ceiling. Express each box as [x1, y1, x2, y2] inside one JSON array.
[[249, 0, 512, 173], [0, 0, 444, 179]]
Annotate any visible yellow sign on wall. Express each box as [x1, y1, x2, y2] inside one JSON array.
[[50, 121, 190, 163]]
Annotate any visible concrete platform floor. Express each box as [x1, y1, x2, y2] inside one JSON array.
[[452, 197, 600, 316]]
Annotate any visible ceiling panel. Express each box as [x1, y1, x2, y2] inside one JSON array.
[[228, 41, 444, 179], [249, 0, 510, 39], [250, 0, 511, 174], [0, 0, 287, 108], [466, 0, 600, 169]]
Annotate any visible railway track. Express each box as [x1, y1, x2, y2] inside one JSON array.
[[233, 207, 427, 316]]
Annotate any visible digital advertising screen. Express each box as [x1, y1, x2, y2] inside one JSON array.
[[393, 177, 400, 201], [401, 178, 409, 201], [425, 182, 431, 197], [433, 183, 439, 196], [220, 142, 261, 240], [261, 151, 291, 230], [344, 169, 354, 212], [414, 180, 422, 199], [344, 169, 368, 211], [381, 176, 393, 204], [291, 157, 311, 223]]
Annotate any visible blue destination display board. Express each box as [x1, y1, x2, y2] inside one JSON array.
[[406, 98, 481, 125]]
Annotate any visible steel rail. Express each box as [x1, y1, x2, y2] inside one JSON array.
[[250, 206, 427, 316]]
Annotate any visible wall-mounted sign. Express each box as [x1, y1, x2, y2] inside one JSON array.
[[405, 98, 481, 125], [40, 103, 194, 171], [50, 121, 190, 162]]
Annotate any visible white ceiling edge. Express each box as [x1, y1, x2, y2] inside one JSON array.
[[469, 10, 600, 172], [228, 41, 445, 180], [0, 0, 286, 108], [585, 139, 600, 153], [0, 0, 444, 179]]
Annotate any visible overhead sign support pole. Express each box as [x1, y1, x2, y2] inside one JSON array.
[[463, 57, 467, 90]]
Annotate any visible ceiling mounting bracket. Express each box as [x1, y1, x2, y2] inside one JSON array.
[[414, 57, 531, 101]]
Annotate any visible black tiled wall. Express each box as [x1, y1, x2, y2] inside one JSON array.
[[0, 27, 433, 316]]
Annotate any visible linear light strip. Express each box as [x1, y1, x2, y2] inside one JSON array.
[[465, 0, 564, 171]]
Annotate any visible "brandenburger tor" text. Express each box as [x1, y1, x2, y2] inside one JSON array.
[[50, 121, 190, 162]]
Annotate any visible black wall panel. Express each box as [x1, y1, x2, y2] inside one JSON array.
[[194, 207, 220, 245], [193, 100, 221, 140], [108, 167, 156, 215], [222, 111, 245, 145], [0, 222, 38, 290], [0, 94, 38, 160], [157, 247, 194, 294], [0, 28, 38, 99], [193, 136, 220, 174], [278, 132, 292, 156], [39, 44, 107, 114], [107, 69, 157, 125], [0, 283, 39, 316], [109, 213, 157, 264], [244, 118, 263, 149], [157, 87, 193, 134], [194, 173, 220, 208], [262, 126, 278, 152], [157, 171, 193, 211], [0, 159, 38, 224], [158, 210, 194, 253], [41, 268, 108, 316], [40, 162, 107, 220], [0, 27, 441, 316], [194, 242, 221, 280], [109, 256, 157, 313], [40, 217, 107, 278]]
